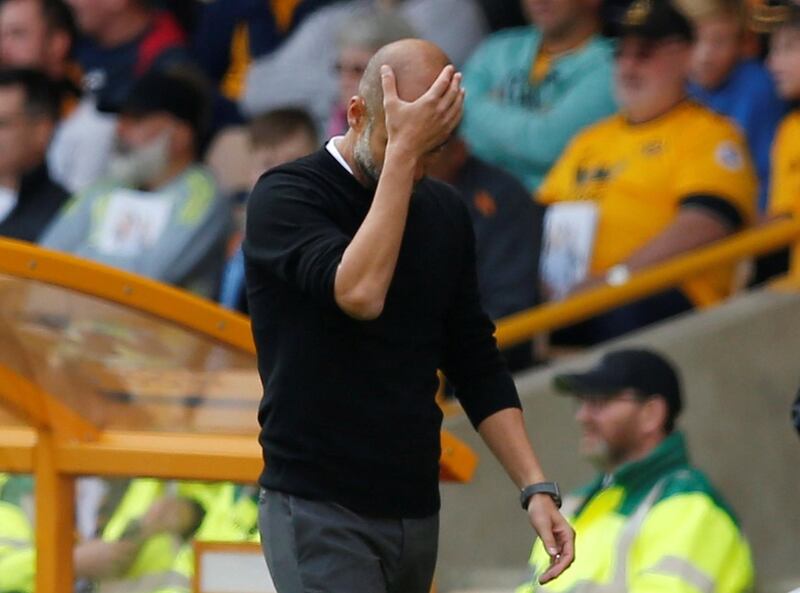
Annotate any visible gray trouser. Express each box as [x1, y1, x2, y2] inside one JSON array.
[[259, 488, 439, 593]]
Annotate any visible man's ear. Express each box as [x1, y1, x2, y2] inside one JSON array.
[[346, 96, 367, 134], [170, 122, 195, 157], [32, 117, 55, 155], [47, 30, 72, 66], [641, 397, 669, 436]]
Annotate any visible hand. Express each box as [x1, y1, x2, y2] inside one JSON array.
[[381, 63, 465, 159], [566, 275, 605, 297], [140, 496, 202, 539], [527, 494, 575, 584]]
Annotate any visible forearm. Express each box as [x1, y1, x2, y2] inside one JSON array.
[[334, 144, 418, 319], [621, 210, 733, 273], [477, 407, 546, 488], [74, 538, 142, 580]]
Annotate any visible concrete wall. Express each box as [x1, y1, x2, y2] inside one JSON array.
[[438, 287, 800, 593]]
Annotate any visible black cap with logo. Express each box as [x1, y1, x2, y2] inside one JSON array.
[[751, 0, 800, 33], [105, 69, 211, 138], [618, 0, 695, 41], [553, 348, 683, 420]]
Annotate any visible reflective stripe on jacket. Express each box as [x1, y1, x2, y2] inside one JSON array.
[[517, 432, 754, 593], [0, 498, 35, 593]]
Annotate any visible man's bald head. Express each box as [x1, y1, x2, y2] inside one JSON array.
[[358, 38, 451, 121]]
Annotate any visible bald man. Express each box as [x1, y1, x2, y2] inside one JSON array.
[[244, 39, 574, 593]]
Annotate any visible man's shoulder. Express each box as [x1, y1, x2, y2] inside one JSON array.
[[776, 110, 800, 146], [680, 101, 744, 138], [564, 113, 623, 147], [731, 59, 778, 93], [562, 34, 615, 68], [418, 176, 468, 211], [251, 149, 332, 197], [175, 165, 225, 225], [655, 465, 740, 524], [461, 157, 533, 207]]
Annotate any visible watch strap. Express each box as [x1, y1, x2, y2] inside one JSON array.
[[520, 482, 562, 510]]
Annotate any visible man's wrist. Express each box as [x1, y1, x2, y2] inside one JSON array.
[[520, 482, 562, 510], [385, 139, 421, 164]]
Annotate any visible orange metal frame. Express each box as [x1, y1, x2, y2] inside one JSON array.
[[0, 238, 478, 593], [3, 216, 800, 593]]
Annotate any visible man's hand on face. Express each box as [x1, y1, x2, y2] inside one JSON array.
[[380, 64, 465, 159], [527, 494, 576, 584]]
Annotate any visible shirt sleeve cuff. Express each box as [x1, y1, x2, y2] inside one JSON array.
[[457, 370, 522, 429]]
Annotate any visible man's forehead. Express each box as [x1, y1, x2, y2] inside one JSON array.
[[393, 61, 446, 102]]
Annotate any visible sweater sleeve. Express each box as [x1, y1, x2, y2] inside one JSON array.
[[243, 170, 350, 309], [440, 197, 521, 428], [461, 41, 616, 173]]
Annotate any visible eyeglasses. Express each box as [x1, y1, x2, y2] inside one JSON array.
[[334, 61, 368, 76]]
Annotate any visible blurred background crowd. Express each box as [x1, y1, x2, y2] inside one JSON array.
[[1, 0, 800, 591], [0, 0, 798, 366]]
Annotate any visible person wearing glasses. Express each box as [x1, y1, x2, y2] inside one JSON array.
[[537, 0, 757, 346], [326, 8, 416, 137], [517, 348, 754, 592]]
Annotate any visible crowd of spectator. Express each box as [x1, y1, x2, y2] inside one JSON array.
[[0, 0, 797, 356], [1, 0, 800, 590]]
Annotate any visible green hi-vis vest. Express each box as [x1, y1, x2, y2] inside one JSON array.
[[0, 474, 34, 593], [144, 483, 260, 593], [518, 432, 754, 593], [97, 480, 259, 593]]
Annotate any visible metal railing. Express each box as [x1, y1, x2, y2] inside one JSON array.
[[494, 218, 800, 349]]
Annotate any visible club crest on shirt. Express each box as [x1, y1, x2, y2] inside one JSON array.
[[473, 190, 498, 218], [715, 141, 744, 171]]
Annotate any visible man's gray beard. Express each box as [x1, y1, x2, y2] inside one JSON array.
[[353, 121, 382, 187], [107, 130, 171, 188]]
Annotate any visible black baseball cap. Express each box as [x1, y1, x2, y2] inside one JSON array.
[[617, 0, 695, 42], [751, 0, 800, 33], [105, 69, 211, 137], [554, 348, 683, 420]]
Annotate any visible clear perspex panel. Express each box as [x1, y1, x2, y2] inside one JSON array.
[[0, 272, 261, 435]]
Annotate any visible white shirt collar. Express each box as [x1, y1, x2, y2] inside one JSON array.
[[0, 187, 18, 224], [325, 136, 354, 177]]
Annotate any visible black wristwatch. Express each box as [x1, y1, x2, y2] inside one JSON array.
[[520, 482, 562, 510]]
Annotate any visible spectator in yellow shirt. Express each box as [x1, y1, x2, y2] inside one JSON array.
[[749, 1, 800, 284], [538, 0, 757, 346], [766, 4, 800, 221]]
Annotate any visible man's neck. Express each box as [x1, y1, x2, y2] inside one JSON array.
[[334, 131, 374, 189], [624, 93, 687, 125], [95, 7, 153, 48], [540, 19, 598, 55], [143, 156, 193, 192], [0, 173, 17, 192], [606, 435, 664, 475]]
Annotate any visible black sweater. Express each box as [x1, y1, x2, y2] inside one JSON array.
[[243, 148, 520, 518], [0, 163, 69, 243]]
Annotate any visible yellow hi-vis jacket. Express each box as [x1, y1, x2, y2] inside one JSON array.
[[97, 480, 259, 593], [145, 483, 260, 593], [0, 474, 34, 593], [517, 432, 754, 593]]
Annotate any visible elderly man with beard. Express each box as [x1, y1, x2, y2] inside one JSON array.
[[244, 39, 574, 593], [42, 68, 230, 297], [517, 348, 754, 593], [538, 0, 757, 346]]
